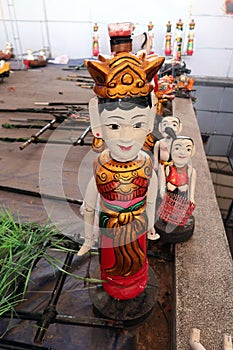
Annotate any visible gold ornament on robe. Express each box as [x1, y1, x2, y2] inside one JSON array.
[[85, 51, 165, 99], [95, 150, 152, 201]]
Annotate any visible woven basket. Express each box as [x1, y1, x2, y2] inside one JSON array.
[[157, 192, 196, 226]]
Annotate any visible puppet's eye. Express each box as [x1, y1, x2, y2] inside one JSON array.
[[108, 124, 120, 130], [133, 122, 143, 129]]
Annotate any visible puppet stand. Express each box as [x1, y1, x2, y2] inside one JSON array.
[[89, 266, 158, 326], [155, 213, 195, 243]]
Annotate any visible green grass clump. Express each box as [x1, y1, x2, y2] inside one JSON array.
[[0, 210, 100, 317]]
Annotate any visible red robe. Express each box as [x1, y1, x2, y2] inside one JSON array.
[[94, 150, 152, 300]]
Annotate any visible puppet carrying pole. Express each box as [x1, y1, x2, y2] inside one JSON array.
[[19, 117, 56, 150]]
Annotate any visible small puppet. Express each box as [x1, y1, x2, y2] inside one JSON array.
[[159, 136, 196, 202], [26, 49, 35, 60], [154, 75, 175, 116], [77, 50, 164, 300], [155, 136, 197, 242], [154, 115, 183, 172]]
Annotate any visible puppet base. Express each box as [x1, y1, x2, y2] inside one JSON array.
[[155, 215, 195, 243], [89, 266, 158, 327]]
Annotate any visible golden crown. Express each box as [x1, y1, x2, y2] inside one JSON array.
[[85, 51, 164, 99]]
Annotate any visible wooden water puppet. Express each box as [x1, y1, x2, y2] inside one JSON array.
[[153, 115, 183, 172], [164, 21, 172, 56], [92, 23, 99, 57], [147, 21, 155, 54], [154, 75, 176, 116], [77, 31, 164, 322], [108, 21, 134, 54], [23, 49, 47, 69], [155, 136, 196, 243], [186, 19, 195, 56], [0, 60, 10, 81], [173, 19, 183, 61], [0, 42, 14, 61], [176, 73, 195, 98]]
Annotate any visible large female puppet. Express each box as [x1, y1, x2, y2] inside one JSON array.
[[78, 51, 164, 300]]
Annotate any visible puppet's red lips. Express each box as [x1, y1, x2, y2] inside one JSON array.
[[119, 145, 132, 151]]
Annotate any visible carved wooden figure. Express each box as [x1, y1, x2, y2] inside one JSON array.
[[77, 51, 164, 302], [155, 136, 197, 243], [154, 115, 182, 172], [159, 136, 196, 201]]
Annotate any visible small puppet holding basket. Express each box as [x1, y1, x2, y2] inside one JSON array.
[[155, 135, 197, 243]]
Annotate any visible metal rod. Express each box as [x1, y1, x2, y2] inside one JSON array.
[[3, 123, 57, 129], [2, 309, 124, 329], [34, 102, 88, 106], [0, 107, 69, 113], [0, 185, 83, 206], [42, 0, 52, 58], [3, 122, 87, 131], [9, 117, 56, 122], [56, 314, 124, 328], [0, 338, 54, 350], [73, 125, 91, 146], [0, 137, 92, 146], [34, 252, 74, 344], [19, 118, 56, 149]]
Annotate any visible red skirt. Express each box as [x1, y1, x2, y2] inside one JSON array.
[[100, 233, 148, 300]]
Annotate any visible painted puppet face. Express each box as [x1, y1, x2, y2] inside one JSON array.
[[159, 116, 180, 137], [171, 138, 194, 167], [100, 106, 151, 161]]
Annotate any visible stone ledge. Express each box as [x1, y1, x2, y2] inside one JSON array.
[[173, 97, 233, 350], [193, 75, 233, 87]]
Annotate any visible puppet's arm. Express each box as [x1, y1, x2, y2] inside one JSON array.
[[146, 169, 160, 240], [153, 141, 160, 172], [158, 163, 167, 199], [77, 176, 98, 256], [188, 166, 197, 204]]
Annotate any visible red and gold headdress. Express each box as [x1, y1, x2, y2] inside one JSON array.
[[85, 51, 165, 99]]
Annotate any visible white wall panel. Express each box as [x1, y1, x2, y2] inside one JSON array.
[[48, 22, 92, 58], [44, 0, 93, 21], [194, 16, 232, 49], [191, 0, 225, 16], [16, 21, 47, 55], [10, 0, 44, 20], [186, 48, 233, 77]]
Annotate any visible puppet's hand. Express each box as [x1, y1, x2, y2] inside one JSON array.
[[147, 227, 160, 240], [79, 202, 84, 216], [77, 243, 92, 256], [190, 196, 195, 205], [160, 187, 166, 199]]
